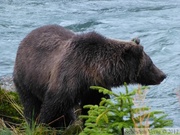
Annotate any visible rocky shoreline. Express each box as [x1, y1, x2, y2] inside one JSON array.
[[0, 75, 15, 91]]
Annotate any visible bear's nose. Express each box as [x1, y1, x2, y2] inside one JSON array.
[[162, 74, 166, 79], [160, 73, 166, 82]]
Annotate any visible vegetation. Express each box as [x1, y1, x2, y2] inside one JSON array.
[[0, 84, 174, 135], [80, 85, 173, 135], [0, 87, 23, 124]]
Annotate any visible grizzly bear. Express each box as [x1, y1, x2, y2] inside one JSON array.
[[13, 24, 166, 128]]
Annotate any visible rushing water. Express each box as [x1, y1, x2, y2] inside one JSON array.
[[0, 0, 180, 127]]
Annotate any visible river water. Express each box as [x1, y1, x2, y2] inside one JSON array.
[[0, 0, 180, 127]]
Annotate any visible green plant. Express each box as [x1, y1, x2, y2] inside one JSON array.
[[0, 87, 23, 125], [80, 84, 173, 135]]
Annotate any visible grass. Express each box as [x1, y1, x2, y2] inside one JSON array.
[[0, 86, 83, 135]]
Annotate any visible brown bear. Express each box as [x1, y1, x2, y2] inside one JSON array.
[[13, 24, 166, 128]]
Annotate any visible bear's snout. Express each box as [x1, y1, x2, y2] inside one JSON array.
[[157, 72, 166, 84]]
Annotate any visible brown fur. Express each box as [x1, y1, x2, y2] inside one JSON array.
[[13, 24, 166, 128]]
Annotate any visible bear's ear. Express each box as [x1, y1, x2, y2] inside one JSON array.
[[131, 38, 140, 45], [129, 45, 144, 57]]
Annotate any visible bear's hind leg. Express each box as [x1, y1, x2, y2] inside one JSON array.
[[23, 93, 42, 126], [16, 86, 42, 126], [39, 92, 76, 128]]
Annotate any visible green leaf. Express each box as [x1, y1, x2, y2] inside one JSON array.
[[96, 110, 109, 125]]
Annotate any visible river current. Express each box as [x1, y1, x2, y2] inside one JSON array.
[[0, 0, 180, 127]]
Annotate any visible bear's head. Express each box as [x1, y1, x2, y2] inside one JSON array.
[[123, 38, 166, 85]]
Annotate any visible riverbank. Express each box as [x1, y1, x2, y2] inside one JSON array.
[[0, 75, 15, 91]]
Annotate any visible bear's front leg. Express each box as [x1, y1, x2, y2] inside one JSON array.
[[38, 91, 76, 128], [81, 89, 110, 115]]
